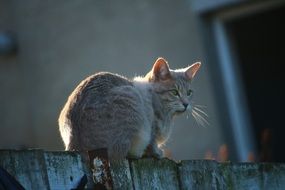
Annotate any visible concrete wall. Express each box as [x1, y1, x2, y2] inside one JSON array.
[[0, 0, 224, 160]]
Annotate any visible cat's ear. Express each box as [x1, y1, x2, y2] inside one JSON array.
[[149, 57, 171, 81], [185, 62, 201, 80]]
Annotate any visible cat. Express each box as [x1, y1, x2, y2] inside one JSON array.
[[58, 57, 201, 160]]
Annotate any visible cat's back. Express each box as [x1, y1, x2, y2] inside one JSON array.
[[83, 71, 132, 93], [59, 72, 133, 124], [59, 70, 154, 157]]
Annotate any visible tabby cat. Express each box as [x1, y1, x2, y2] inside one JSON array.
[[58, 58, 201, 160]]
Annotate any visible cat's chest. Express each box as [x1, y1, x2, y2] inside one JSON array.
[[153, 117, 173, 144]]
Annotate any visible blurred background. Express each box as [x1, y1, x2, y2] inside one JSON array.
[[0, 0, 284, 162]]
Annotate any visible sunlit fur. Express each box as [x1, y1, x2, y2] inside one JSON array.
[[58, 58, 202, 160]]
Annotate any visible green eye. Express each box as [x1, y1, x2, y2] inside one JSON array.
[[187, 89, 193, 96], [171, 89, 180, 96]]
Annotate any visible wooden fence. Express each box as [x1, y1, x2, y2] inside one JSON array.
[[1, 149, 285, 189]]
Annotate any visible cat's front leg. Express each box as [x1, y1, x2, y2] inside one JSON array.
[[143, 142, 163, 159]]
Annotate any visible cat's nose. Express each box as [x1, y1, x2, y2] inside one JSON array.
[[183, 103, 188, 109]]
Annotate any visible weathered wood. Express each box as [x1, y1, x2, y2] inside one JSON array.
[[219, 162, 261, 190], [0, 149, 50, 189], [261, 163, 285, 190], [179, 160, 285, 190], [179, 160, 220, 190], [110, 160, 133, 190], [88, 148, 113, 190], [44, 151, 89, 190], [1, 150, 285, 190], [130, 158, 180, 190], [0, 150, 92, 190], [219, 162, 285, 190]]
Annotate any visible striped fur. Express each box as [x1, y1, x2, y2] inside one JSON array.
[[58, 58, 200, 160]]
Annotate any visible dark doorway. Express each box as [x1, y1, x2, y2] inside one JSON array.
[[227, 5, 285, 162]]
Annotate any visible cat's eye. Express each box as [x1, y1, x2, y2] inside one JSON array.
[[171, 89, 180, 96], [187, 89, 193, 96]]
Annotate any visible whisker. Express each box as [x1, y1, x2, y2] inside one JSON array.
[[187, 112, 192, 120], [192, 110, 204, 127], [193, 107, 208, 117], [197, 112, 209, 125], [192, 114, 201, 127], [191, 112, 201, 127], [192, 109, 209, 127], [195, 104, 207, 108], [186, 112, 190, 119], [197, 114, 209, 127]]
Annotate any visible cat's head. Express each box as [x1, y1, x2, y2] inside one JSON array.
[[146, 57, 201, 116]]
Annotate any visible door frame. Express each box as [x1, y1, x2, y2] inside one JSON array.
[[196, 0, 285, 161]]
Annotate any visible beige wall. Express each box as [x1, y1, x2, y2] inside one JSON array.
[[0, 0, 224, 160]]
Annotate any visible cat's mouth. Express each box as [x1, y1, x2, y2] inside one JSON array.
[[176, 108, 187, 114]]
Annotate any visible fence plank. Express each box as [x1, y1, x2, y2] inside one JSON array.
[[261, 163, 285, 190], [219, 162, 262, 190], [110, 160, 133, 190], [0, 150, 13, 175], [2, 150, 285, 190], [219, 162, 285, 190], [179, 160, 221, 190], [44, 151, 90, 190], [0, 149, 50, 189], [130, 158, 180, 190]]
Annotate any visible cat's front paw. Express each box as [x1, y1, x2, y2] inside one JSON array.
[[152, 148, 163, 159], [143, 146, 163, 159]]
